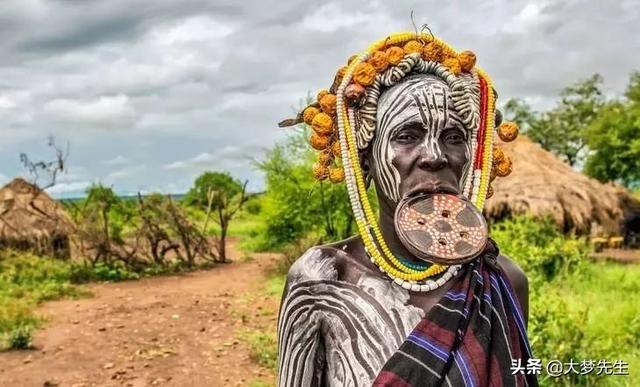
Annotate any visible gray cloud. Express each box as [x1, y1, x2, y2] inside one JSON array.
[[1, 0, 638, 197]]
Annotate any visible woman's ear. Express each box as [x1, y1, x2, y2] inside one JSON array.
[[495, 108, 503, 128], [359, 148, 373, 188]]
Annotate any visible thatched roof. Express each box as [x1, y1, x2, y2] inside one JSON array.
[[485, 136, 640, 235], [0, 178, 74, 256]]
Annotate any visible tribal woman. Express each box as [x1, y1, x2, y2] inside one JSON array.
[[277, 31, 537, 387]]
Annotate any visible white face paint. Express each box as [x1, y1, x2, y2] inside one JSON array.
[[371, 74, 472, 202]]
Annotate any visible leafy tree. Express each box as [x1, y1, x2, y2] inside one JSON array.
[[252, 123, 356, 251], [527, 74, 605, 166], [625, 71, 640, 103], [185, 172, 242, 210], [583, 72, 640, 188], [185, 171, 247, 261], [502, 98, 536, 131]]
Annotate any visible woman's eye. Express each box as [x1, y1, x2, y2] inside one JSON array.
[[443, 130, 465, 143], [394, 131, 420, 142]]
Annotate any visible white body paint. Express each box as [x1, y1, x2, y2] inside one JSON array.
[[277, 248, 424, 386]]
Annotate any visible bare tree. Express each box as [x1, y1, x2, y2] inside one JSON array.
[[20, 136, 69, 192]]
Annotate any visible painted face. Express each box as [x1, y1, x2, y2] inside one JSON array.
[[370, 74, 472, 203]]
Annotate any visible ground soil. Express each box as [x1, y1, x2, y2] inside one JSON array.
[[0, 241, 280, 387]]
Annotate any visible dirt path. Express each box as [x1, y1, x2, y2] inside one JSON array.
[[592, 248, 640, 263], [0, 246, 280, 387]]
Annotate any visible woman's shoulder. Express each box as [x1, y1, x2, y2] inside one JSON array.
[[286, 245, 340, 285], [285, 235, 366, 286], [496, 254, 528, 292]]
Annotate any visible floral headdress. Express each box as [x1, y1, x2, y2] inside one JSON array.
[[280, 32, 519, 291]]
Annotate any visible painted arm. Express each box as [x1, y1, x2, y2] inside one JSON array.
[[277, 273, 326, 386]]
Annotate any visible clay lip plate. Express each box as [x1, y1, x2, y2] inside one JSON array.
[[394, 193, 488, 265]]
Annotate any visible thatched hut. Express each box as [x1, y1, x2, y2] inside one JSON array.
[[0, 178, 74, 258], [485, 136, 640, 236]]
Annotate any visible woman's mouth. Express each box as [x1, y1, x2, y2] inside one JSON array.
[[406, 184, 460, 198]]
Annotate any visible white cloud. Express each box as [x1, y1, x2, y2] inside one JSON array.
[[300, 3, 372, 32], [502, 3, 546, 34], [57, 166, 87, 183], [102, 155, 131, 166], [164, 152, 217, 170], [42, 94, 138, 129], [164, 145, 261, 171], [0, 95, 17, 109], [45, 180, 92, 195], [149, 15, 234, 44], [105, 164, 146, 180]]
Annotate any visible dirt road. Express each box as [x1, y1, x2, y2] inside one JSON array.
[[0, 249, 280, 387]]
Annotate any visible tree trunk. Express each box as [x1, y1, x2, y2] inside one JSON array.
[[219, 225, 227, 262]]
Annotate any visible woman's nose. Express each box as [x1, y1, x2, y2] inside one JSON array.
[[417, 151, 448, 171]]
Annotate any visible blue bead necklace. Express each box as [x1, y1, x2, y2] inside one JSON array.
[[396, 254, 431, 271]]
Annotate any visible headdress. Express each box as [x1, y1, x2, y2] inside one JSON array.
[[280, 32, 519, 291]]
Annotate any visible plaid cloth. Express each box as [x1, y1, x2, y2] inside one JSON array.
[[373, 240, 539, 387]]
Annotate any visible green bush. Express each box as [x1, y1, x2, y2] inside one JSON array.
[[491, 215, 589, 285], [5, 325, 33, 350], [84, 261, 141, 282]]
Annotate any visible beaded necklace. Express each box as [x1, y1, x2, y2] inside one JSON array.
[[396, 254, 430, 270]]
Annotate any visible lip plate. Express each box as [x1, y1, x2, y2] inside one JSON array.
[[394, 193, 488, 265]]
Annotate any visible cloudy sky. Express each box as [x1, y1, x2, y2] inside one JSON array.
[[1, 0, 638, 197]]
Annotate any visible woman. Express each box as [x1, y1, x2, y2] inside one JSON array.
[[277, 31, 537, 387]]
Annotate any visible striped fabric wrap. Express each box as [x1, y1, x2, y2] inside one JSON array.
[[373, 240, 539, 387]]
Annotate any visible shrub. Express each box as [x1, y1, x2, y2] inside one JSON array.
[[5, 325, 33, 350], [491, 215, 589, 285], [84, 261, 141, 282]]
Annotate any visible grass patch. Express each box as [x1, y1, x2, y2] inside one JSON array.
[[232, 272, 284, 383], [240, 275, 283, 370], [264, 275, 285, 297], [240, 254, 255, 263], [247, 379, 274, 387], [239, 328, 278, 370], [0, 250, 89, 350], [549, 261, 640, 387]]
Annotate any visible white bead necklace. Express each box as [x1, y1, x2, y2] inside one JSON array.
[[364, 244, 462, 292]]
